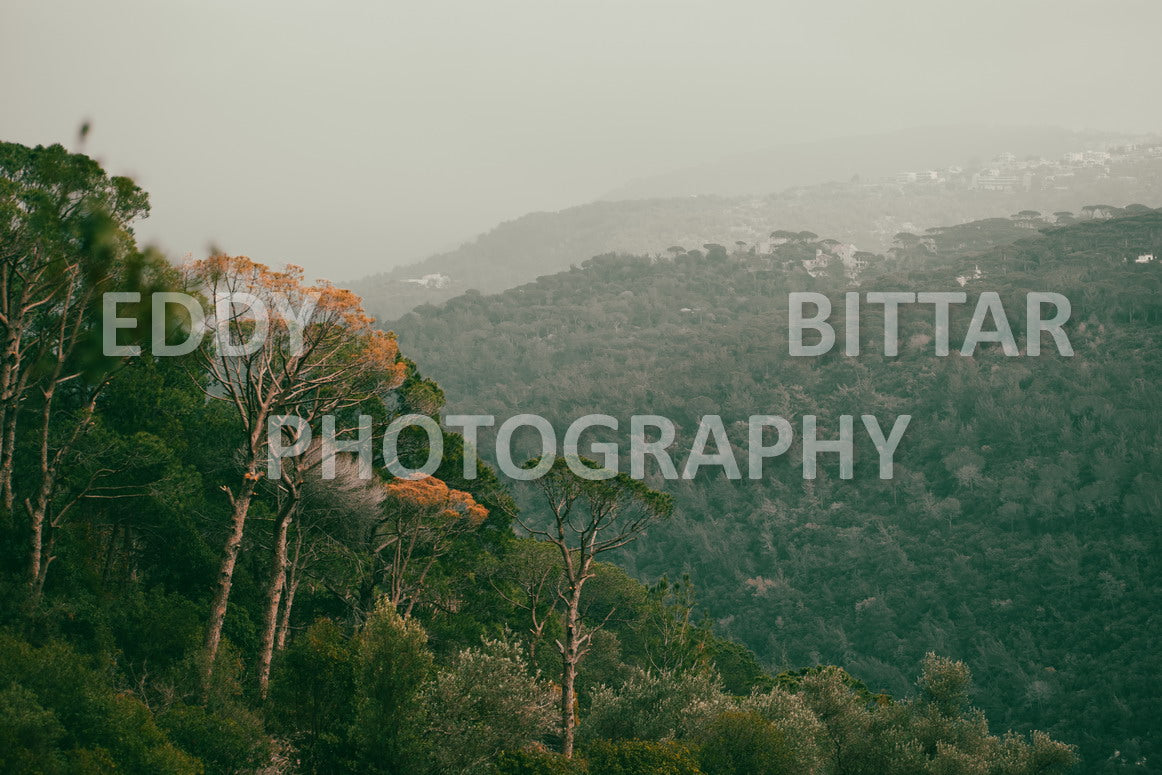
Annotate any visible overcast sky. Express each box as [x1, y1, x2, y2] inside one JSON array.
[[2, 0, 1161, 282]]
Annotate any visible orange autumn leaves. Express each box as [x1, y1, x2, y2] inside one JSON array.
[[375, 474, 488, 617], [382, 474, 488, 527], [187, 254, 408, 394], [185, 254, 488, 621], [185, 253, 410, 686]]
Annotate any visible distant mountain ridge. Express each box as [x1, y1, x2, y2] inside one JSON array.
[[600, 125, 1146, 200], [354, 130, 1162, 322]]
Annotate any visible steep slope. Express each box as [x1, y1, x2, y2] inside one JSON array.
[[391, 211, 1162, 771]]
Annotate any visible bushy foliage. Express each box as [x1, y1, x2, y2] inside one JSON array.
[[351, 599, 435, 774], [492, 748, 588, 775], [423, 634, 558, 774], [159, 703, 269, 775], [269, 618, 358, 772], [583, 739, 702, 775], [0, 682, 66, 774], [0, 633, 200, 774], [737, 689, 828, 774], [697, 711, 796, 775], [582, 668, 730, 742]]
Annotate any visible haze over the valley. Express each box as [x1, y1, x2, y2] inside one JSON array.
[[2, 0, 1161, 282]]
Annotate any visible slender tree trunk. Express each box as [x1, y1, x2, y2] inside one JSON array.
[[201, 482, 256, 695], [0, 418, 12, 512], [27, 503, 46, 605], [257, 501, 296, 699], [20, 278, 95, 607], [528, 620, 543, 664], [30, 528, 56, 606], [402, 554, 439, 619], [25, 478, 66, 610], [276, 531, 303, 652], [0, 404, 17, 513], [0, 311, 25, 513], [276, 574, 298, 652], [0, 405, 12, 512], [559, 583, 585, 758], [25, 393, 57, 607]]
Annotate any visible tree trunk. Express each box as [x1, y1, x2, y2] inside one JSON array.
[[257, 502, 295, 699], [0, 405, 16, 512], [528, 621, 543, 665], [402, 554, 438, 619], [276, 531, 303, 652], [25, 423, 59, 607], [26, 503, 46, 606], [23, 387, 56, 606], [201, 483, 256, 695], [0, 318, 24, 513], [559, 583, 585, 758], [276, 574, 298, 652]]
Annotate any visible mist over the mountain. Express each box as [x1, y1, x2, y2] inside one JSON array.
[[7, 1, 1162, 282], [601, 126, 1143, 200], [354, 131, 1162, 321]]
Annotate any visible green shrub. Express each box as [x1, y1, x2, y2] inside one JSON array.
[[0, 682, 65, 774], [160, 702, 269, 775], [698, 711, 796, 775], [351, 599, 434, 774], [493, 748, 588, 775], [582, 668, 729, 742], [269, 617, 357, 773], [584, 739, 703, 775], [423, 635, 557, 774], [0, 633, 200, 774]]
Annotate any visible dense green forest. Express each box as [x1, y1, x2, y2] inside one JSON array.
[[0, 144, 1092, 773], [391, 210, 1162, 772]]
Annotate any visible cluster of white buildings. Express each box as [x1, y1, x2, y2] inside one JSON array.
[[801, 242, 869, 279], [402, 272, 451, 289], [886, 143, 1162, 193]]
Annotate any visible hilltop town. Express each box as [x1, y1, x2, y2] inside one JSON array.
[[886, 142, 1162, 192]]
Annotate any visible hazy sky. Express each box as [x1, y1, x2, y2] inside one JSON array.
[[3, 0, 1161, 282]]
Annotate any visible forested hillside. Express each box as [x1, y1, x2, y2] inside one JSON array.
[[355, 146, 1162, 320], [391, 210, 1162, 772], [0, 144, 1086, 773]]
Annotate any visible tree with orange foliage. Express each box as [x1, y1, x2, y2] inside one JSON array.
[[185, 255, 406, 694], [372, 474, 488, 618]]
